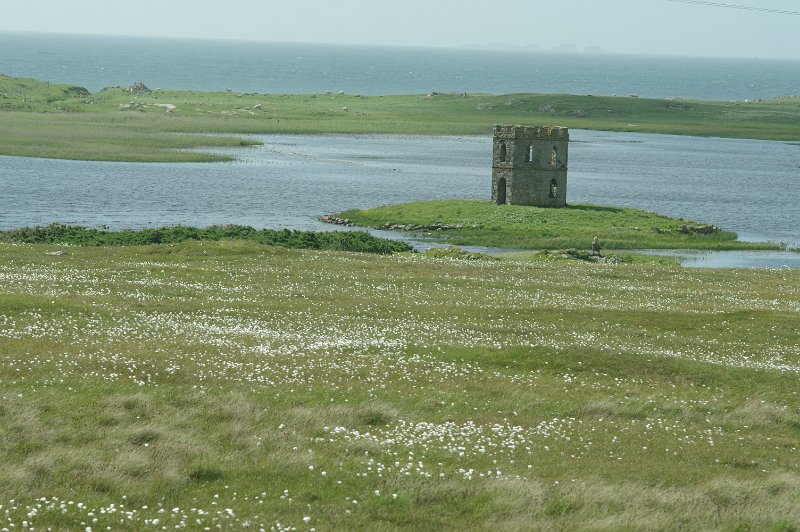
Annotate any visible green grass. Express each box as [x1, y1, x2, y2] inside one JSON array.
[[340, 199, 784, 251], [2, 74, 800, 162], [1, 240, 799, 529], [0, 223, 412, 254], [0, 110, 261, 163]]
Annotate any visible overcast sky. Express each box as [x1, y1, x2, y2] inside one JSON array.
[[2, 0, 798, 60]]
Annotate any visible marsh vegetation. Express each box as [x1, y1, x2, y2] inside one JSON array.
[[1, 241, 799, 529], [0, 224, 411, 254]]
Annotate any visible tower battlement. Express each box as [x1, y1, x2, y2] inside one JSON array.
[[492, 125, 569, 141], [491, 124, 569, 207]]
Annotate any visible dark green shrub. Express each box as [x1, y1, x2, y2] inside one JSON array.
[[0, 224, 413, 255]]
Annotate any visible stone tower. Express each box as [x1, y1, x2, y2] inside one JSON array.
[[491, 125, 569, 207]]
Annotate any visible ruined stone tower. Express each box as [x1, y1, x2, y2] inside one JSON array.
[[491, 125, 569, 207]]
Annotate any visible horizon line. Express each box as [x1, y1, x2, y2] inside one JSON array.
[[1, 29, 797, 63]]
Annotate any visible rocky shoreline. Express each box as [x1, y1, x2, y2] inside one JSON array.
[[319, 214, 354, 227], [320, 214, 470, 232]]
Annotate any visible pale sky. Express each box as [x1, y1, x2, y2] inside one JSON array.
[[2, 0, 799, 60]]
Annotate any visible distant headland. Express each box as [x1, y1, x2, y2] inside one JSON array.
[[2, 74, 800, 163]]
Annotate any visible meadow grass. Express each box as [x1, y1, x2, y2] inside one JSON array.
[[1, 240, 799, 529], [2, 74, 800, 162], [340, 199, 784, 251]]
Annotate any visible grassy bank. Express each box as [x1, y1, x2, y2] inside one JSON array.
[[2, 74, 800, 162], [340, 199, 783, 251], [0, 223, 412, 254], [1, 241, 799, 529]]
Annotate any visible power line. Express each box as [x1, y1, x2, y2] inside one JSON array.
[[665, 0, 800, 16]]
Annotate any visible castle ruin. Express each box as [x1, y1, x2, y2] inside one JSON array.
[[491, 125, 569, 207]]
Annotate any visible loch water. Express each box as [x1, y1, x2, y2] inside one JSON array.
[[1, 131, 798, 268]]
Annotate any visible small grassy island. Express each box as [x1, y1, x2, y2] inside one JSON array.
[[339, 200, 782, 252]]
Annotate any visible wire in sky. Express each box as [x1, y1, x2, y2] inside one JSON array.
[[665, 0, 800, 16]]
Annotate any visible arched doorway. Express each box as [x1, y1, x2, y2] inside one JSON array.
[[496, 178, 507, 204]]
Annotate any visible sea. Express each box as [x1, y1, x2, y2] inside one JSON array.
[[1, 31, 799, 267], [2, 31, 800, 99]]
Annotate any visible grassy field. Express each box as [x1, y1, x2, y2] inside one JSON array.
[[2, 74, 800, 162], [1, 241, 799, 529], [340, 199, 784, 251]]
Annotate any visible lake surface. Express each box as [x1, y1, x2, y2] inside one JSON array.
[[2, 32, 799, 100], [1, 130, 798, 268], [3, 32, 798, 267]]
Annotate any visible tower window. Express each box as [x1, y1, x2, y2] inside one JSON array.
[[499, 142, 507, 162], [549, 146, 558, 166]]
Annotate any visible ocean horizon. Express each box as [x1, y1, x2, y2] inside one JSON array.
[[2, 31, 799, 100]]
